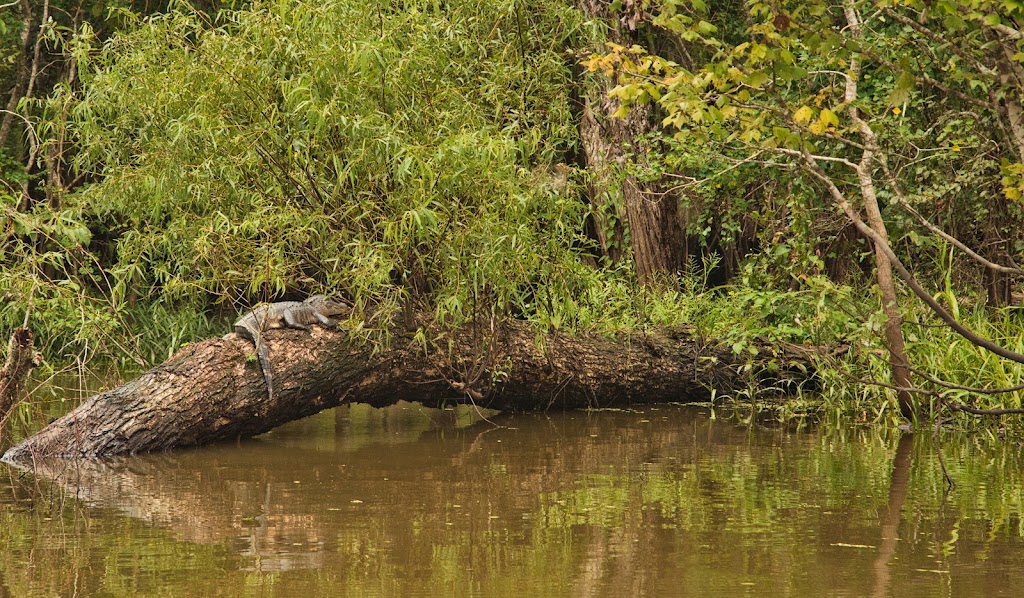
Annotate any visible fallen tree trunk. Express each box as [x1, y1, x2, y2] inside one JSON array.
[[1, 321, 814, 463]]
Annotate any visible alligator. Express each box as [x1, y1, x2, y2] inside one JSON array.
[[232, 295, 350, 401]]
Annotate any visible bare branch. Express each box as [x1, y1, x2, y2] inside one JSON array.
[[24, 0, 49, 101], [774, 147, 859, 169], [0, 109, 39, 160], [873, 153, 1022, 275], [883, 8, 997, 77], [910, 366, 1024, 395], [948, 403, 1024, 416], [798, 148, 1024, 366]]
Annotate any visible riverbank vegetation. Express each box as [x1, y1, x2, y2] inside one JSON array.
[[1, 0, 1023, 432]]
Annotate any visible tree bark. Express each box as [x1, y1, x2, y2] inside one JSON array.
[[0, 327, 39, 429], [859, 167, 915, 418], [0, 0, 33, 150], [577, 0, 687, 284], [844, 1, 915, 418], [1, 321, 814, 463]]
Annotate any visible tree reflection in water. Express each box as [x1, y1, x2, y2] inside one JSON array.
[[2, 403, 1024, 596]]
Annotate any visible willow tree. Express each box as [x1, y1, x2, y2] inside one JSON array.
[[1, 0, 626, 365], [0, 0, 248, 373], [587, 0, 1024, 417]]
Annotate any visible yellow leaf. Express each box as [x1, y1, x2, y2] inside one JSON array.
[[820, 108, 839, 127], [793, 105, 814, 125]]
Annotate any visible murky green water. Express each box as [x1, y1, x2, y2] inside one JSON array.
[[2, 403, 1024, 597]]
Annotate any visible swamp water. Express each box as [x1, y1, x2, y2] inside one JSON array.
[[1, 403, 1023, 597]]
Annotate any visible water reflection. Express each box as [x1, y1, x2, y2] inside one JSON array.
[[873, 433, 913, 598], [2, 403, 1024, 596]]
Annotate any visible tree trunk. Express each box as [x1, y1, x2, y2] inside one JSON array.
[[0, 327, 39, 429], [860, 172, 915, 418], [577, 0, 687, 284], [844, 1, 915, 418], [1, 321, 814, 462], [0, 0, 33, 150]]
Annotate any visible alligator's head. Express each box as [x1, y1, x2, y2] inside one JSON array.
[[305, 295, 351, 316]]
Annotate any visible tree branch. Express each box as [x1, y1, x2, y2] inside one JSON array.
[[798, 147, 1024, 365], [947, 403, 1024, 416], [871, 138, 1022, 275], [909, 365, 1024, 395]]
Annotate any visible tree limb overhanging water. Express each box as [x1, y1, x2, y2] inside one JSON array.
[[1, 320, 814, 463]]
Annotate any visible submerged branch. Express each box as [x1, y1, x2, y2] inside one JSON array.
[[0, 327, 41, 430]]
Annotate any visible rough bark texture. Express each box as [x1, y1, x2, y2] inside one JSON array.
[[860, 171, 915, 418], [1, 321, 814, 463], [577, 0, 687, 284], [0, 327, 39, 428]]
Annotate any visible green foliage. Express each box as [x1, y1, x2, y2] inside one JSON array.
[[5, 0, 1023, 426], [47, 0, 603, 338], [587, 0, 1024, 285], [0, 0, 616, 372], [580, 0, 1024, 418]]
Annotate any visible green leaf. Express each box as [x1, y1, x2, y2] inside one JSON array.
[[772, 126, 791, 142], [819, 108, 839, 127], [889, 70, 915, 107]]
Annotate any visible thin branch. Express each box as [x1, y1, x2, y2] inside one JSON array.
[[655, 150, 776, 192], [798, 147, 1024, 365], [873, 155, 1022, 275], [947, 403, 1024, 416], [774, 147, 859, 169], [846, 376, 937, 396], [0, 109, 39, 161], [909, 366, 1024, 395], [959, 5, 1024, 42], [931, 412, 956, 489], [883, 7, 997, 77], [23, 0, 49, 102]]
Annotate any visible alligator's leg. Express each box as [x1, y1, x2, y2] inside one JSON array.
[[283, 309, 311, 330], [313, 313, 338, 328]]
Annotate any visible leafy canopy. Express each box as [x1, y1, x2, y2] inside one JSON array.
[[585, 0, 1024, 274], [36, 0, 613, 339]]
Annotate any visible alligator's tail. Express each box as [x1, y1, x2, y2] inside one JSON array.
[[256, 339, 274, 401]]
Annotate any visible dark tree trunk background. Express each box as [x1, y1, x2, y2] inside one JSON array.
[[0, 327, 39, 428], [2, 320, 814, 463], [577, 0, 688, 285]]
